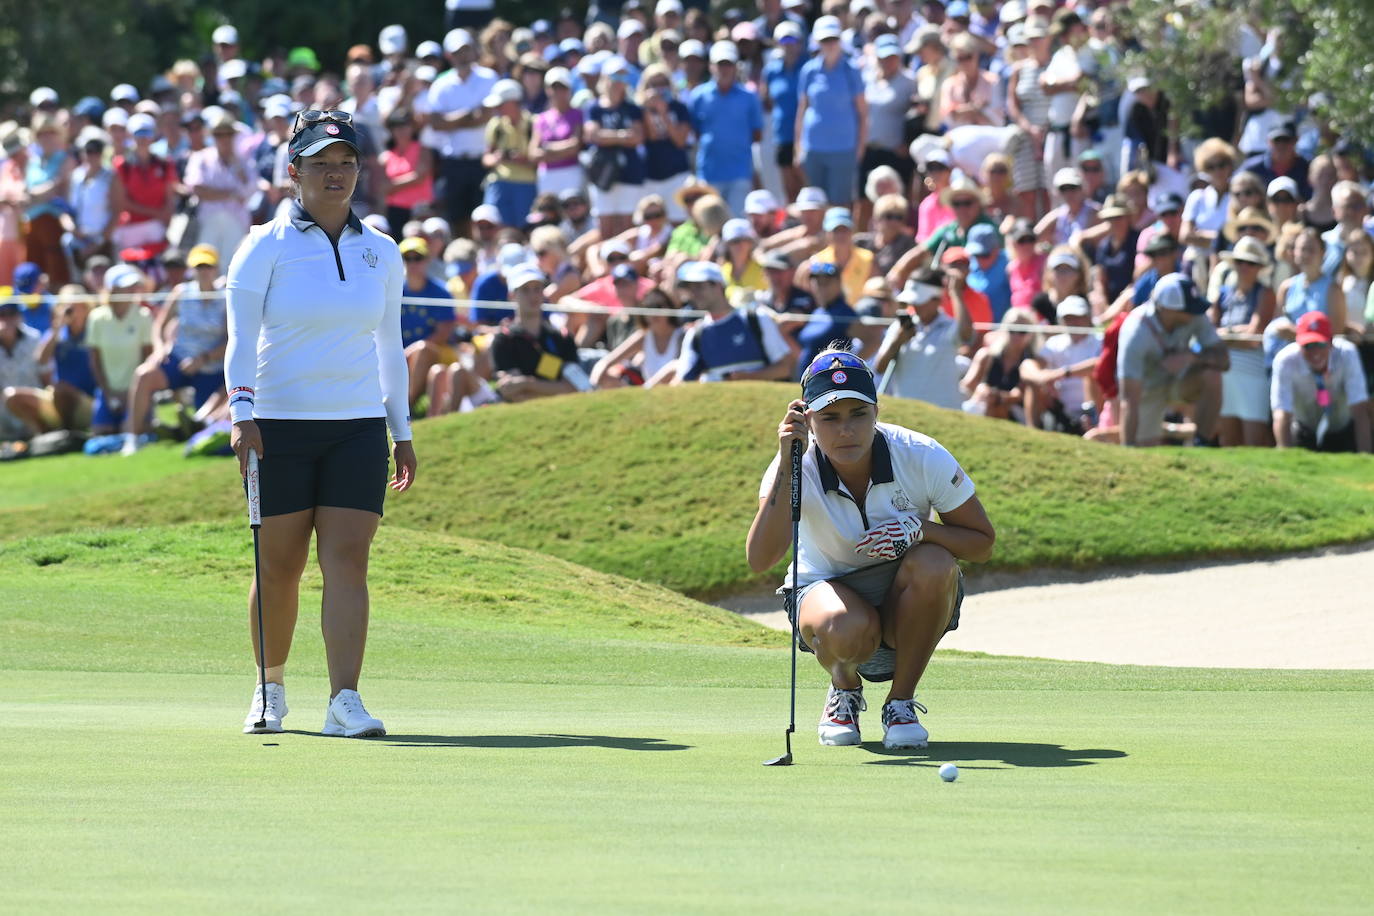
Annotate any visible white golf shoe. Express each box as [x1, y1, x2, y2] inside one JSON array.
[[321, 689, 386, 738], [243, 682, 287, 734], [817, 686, 865, 746], [881, 698, 929, 750]]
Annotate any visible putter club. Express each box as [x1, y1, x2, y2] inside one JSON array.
[[245, 450, 267, 731], [763, 433, 804, 767]]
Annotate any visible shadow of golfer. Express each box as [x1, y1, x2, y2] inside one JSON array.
[[376, 733, 692, 751], [862, 741, 1127, 768]]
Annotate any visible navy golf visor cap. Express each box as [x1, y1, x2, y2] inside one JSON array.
[[803, 353, 878, 411], [289, 118, 361, 161]]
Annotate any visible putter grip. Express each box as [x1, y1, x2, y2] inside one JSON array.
[[789, 439, 802, 522], [245, 450, 262, 528]]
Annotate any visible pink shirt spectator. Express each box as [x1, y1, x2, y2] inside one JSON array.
[[939, 71, 1005, 127], [917, 195, 955, 243], [534, 107, 584, 171], [1008, 254, 1047, 312], [381, 140, 432, 210], [184, 147, 254, 227]]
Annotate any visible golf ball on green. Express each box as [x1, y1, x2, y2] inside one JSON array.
[[939, 763, 959, 782]]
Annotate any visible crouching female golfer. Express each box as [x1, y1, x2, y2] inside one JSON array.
[[746, 346, 995, 749], [225, 110, 417, 737]]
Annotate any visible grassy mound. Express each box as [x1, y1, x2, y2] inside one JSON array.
[[5, 384, 1373, 596]]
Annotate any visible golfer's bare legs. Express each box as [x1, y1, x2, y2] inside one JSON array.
[[250, 508, 314, 683], [798, 583, 882, 691], [882, 544, 959, 703], [314, 506, 380, 697]]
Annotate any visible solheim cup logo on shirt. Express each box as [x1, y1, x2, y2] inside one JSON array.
[[891, 488, 914, 511], [325, 124, 340, 135], [362, 248, 378, 268], [832, 370, 847, 383]]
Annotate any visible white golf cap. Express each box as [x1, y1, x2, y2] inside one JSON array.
[[379, 24, 407, 55], [104, 264, 145, 290], [218, 59, 247, 81], [483, 79, 523, 108], [471, 204, 503, 225], [497, 242, 529, 270], [812, 15, 843, 41], [618, 19, 646, 39], [134, 100, 163, 116], [422, 216, 453, 237], [680, 39, 707, 59], [677, 260, 725, 285], [600, 239, 632, 259], [443, 28, 475, 54], [1056, 295, 1091, 319], [796, 186, 829, 210], [999, 0, 1027, 25], [544, 66, 573, 88], [709, 41, 739, 64], [111, 83, 139, 103], [1151, 272, 1205, 314], [723, 218, 756, 242], [1126, 75, 1151, 93], [897, 279, 943, 305], [745, 189, 779, 215], [923, 147, 952, 167], [28, 86, 58, 107], [1047, 250, 1081, 271], [506, 263, 545, 290], [127, 112, 157, 135], [262, 99, 292, 121], [774, 21, 804, 43], [212, 24, 239, 45], [1053, 167, 1083, 188], [656, 0, 683, 15], [1268, 176, 1300, 198], [362, 213, 391, 235], [416, 40, 443, 60], [102, 108, 130, 128]]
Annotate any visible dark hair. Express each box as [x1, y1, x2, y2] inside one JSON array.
[[913, 266, 946, 287], [636, 286, 681, 329]]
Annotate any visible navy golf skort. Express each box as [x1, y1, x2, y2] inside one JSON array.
[[781, 558, 965, 683], [255, 418, 390, 518]]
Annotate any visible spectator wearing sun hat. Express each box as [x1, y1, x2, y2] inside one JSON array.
[[688, 41, 764, 217], [1271, 311, 1370, 452], [795, 16, 867, 208]]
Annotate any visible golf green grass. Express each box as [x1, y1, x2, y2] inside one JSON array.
[[5, 524, 1372, 912], [5, 384, 1374, 597]]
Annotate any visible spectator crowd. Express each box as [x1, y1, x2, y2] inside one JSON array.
[[1, 0, 1371, 457]]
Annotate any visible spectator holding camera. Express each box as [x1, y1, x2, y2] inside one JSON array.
[[875, 268, 973, 410]]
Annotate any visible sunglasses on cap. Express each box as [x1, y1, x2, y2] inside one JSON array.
[[292, 108, 353, 133], [802, 350, 871, 383]]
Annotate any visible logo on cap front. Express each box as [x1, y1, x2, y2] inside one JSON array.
[[325, 124, 340, 135], [832, 370, 847, 384]]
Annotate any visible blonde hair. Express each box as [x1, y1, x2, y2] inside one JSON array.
[[1117, 169, 1151, 194], [529, 225, 566, 256], [1193, 138, 1239, 174], [1042, 244, 1090, 296], [873, 193, 909, 221], [982, 152, 1014, 181], [993, 307, 1040, 357], [691, 194, 729, 236], [636, 63, 674, 104], [634, 194, 667, 225], [585, 22, 615, 51]]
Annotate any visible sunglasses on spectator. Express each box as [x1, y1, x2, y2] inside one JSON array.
[[1014, 236, 1035, 245], [643, 210, 666, 220], [1053, 264, 1079, 273], [925, 162, 949, 172], [1239, 225, 1268, 235], [880, 212, 906, 221], [802, 350, 871, 382], [951, 198, 979, 208], [1203, 159, 1232, 172], [1269, 193, 1296, 204], [606, 253, 629, 264], [954, 54, 975, 62], [403, 254, 426, 262], [987, 166, 1009, 175], [1079, 163, 1103, 173], [292, 109, 353, 135]]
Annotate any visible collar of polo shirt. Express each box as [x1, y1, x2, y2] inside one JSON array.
[[289, 199, 364, 235], [814, 429, 896, 494]]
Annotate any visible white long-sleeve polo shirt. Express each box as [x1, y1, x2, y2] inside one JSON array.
[[224, 200, 412, 441]]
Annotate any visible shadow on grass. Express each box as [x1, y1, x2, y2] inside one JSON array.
[[281, 730, 691, 751], [863, 741, 1127, 768]]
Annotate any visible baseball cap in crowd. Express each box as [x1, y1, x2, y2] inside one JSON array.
[[1268, 120, 1298, 141], [12, 262, 41, 293], [775, 21, 804, 44], [745, 189, 779, 215], [1267, 176, 1299, 201], [803, 353, 878, 411], [560, 37, 586, 56], [709, 41, 739, 64], [506, 263, 546, 291], [1047, 250, 1081, 272], [823, 208, 854, 231], [103, 264, 145, 291], [444, 29, 476, 54], [874, 35, 902, 59], [723, 218, 756, 242], [601, 239, 632, 260], [423, 217, 452, 239], [399, 237, 430, 258], [483, 79, 523, 108], [379, 24, 407, 56], [1009, 219, 1037, 243], [218, 58, 248, 82], [1007, 24, 1028, 47], [135, 100, 163, 117], [1150, 273, 1207, 315], [611, 263, 639, 283], [262, 98, 293, 121], [619, 19, 646, 39], [657, 0, 684, 15], [288, 114, 360, 160], [187, 244, 220, 269], [966, 224, 1001, 257], [1099, 194, 1133, 220], [362, 214, 391, 236], [496, 242, 530, 273], [812, 16, 844, 42], [102, 108, 130, 129], [127, 113, 157, 137], [1053, 167, 1083, 189], [1022, 19, 1050, 40], [603, 57, 637, 85], [940, 246, 971, 267], [677, 260, 725, 285], [1153, 192, 1184, 215], [111, 83, 139, 103], [73, 96, 105, 121], [898, 276, 943, 306], [416, 40, 443, 60], [999, 0, 1027, 24], [923, 147, 952, 169], [545, 67, 573, 88], [212, 25, 240, 46], [1126, 75, 1152, 93], [1144, 232, 1179, 255], [762, 251, 791, 271], [471, 204, 503, 226], [1056, 295, 1091, 320], [731, 22, 759, 44], [946, 0, 971, 18], [1295, 311, 1334, 346], [680, 39, 707, 59], [29, 86, 59, 108], [796, 186, 829, 211]]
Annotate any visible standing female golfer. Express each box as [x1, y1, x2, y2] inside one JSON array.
[[746, 346, 995, 749], [225, 111, 417, 738]]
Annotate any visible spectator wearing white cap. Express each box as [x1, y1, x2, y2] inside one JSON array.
[[795, 17, 867, 209], [427, 28, 499, 236], [1036, 167, 1100, 246], [673, 259, 793, 383], [377, 24, 409, 78], [1020, 295, 1102, 432], [688, 41, 764, 217], [66, 133, 117, 267], [876, 268, 973, 410], [617, 19, 648, 86], [745, 188, 781, 241], [530, 67, 585, 196], [1117, 273, 1230, 447], [1266, 176, 1302, 235], [111, 112, 177, 255], [211, 24, 240, 64], [585, 57, 647, 238], [860, 35, 917, 229], [759, 185, 829, 264]]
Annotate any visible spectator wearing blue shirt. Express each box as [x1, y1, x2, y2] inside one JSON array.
[[688, 42, 764, 217], [792, 260, 858, 379], [1133, 233, 1181, 308], [795, 17, 867, 208], [398, 237, 459, 409], [1240, 122, 1313, 202], [1, 286, 96, 434], [470, 242, 533, 327], [8, 262, 53, 336], [966, 224, 1012, 321], [760, 21, 807, 203]]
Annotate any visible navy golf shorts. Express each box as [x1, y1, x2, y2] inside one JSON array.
[[254, 418, 390, 518]]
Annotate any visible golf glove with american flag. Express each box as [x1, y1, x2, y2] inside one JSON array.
[[855, 515, 924, 560]]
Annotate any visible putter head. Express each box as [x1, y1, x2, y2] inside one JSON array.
[[254, 718, 268, 730], [762, 752, 793, 766]]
